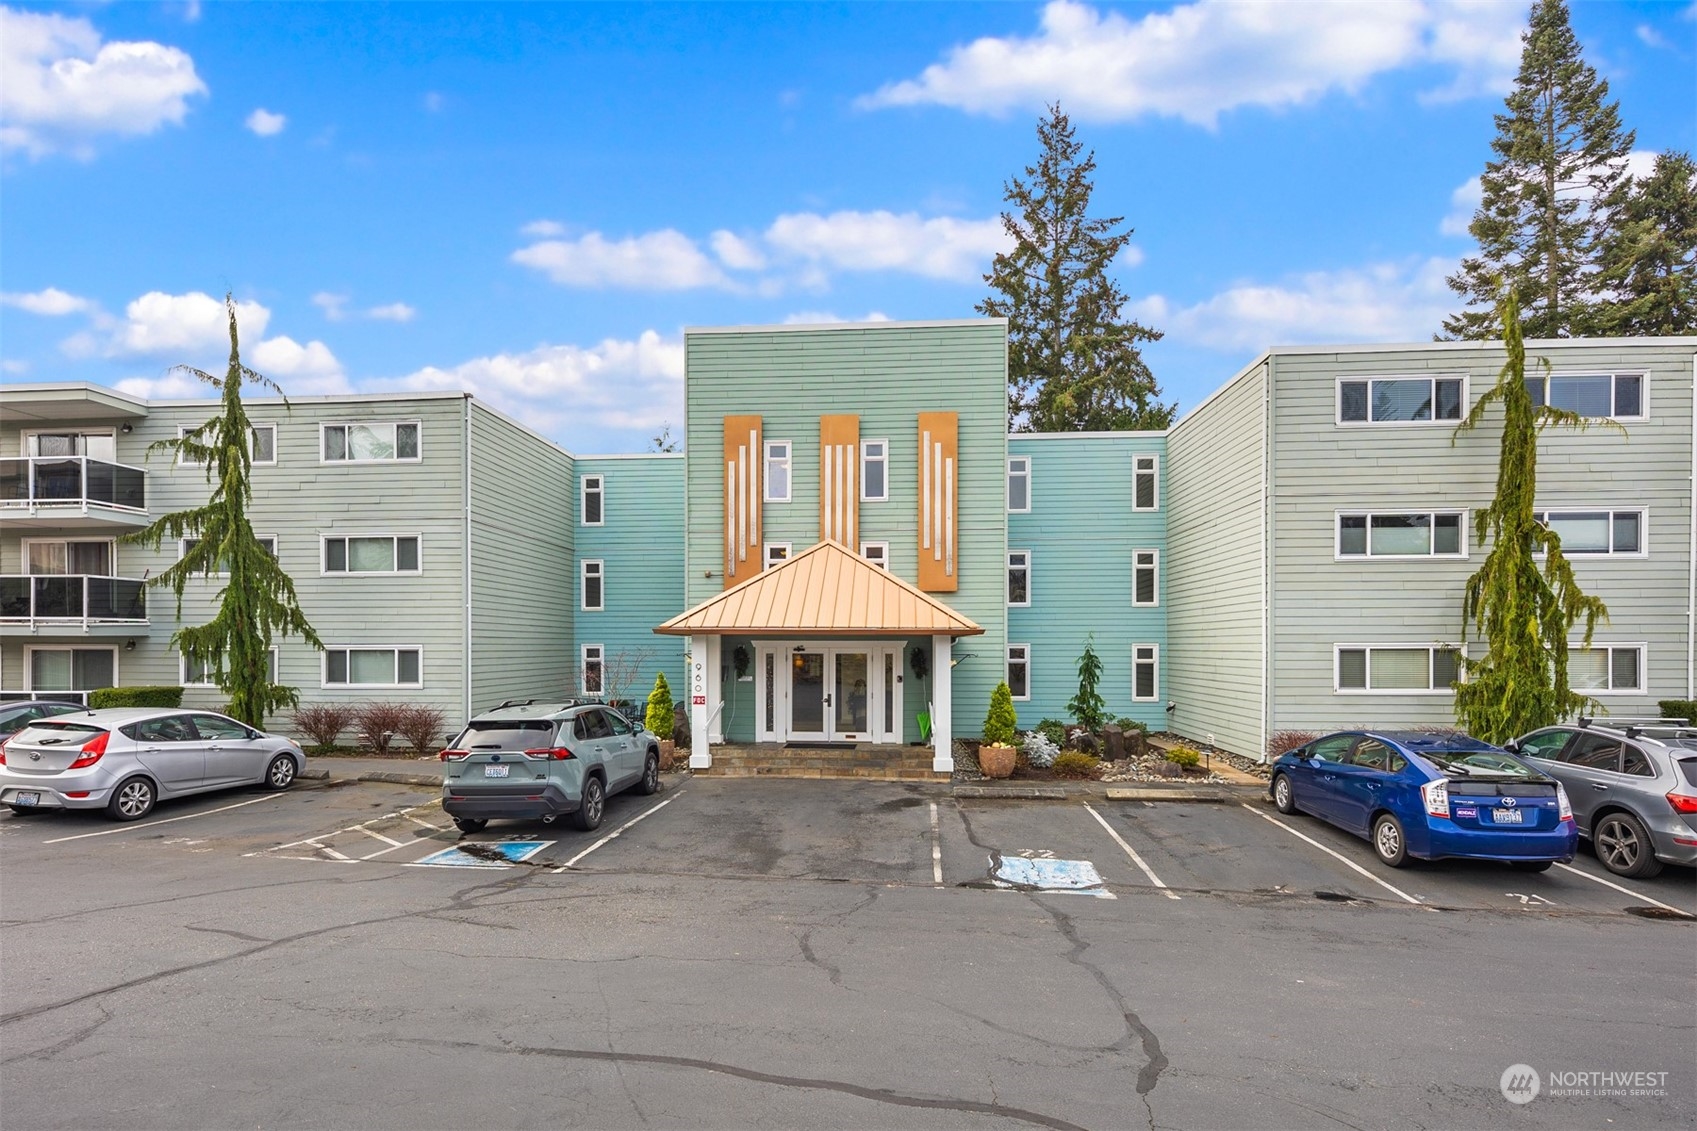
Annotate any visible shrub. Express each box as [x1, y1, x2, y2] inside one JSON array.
[[1051, 752, 1102, 779], [1021, 729, 1060, 768], [1067, 638, 1107, 734], [1036, 718, 1069, 749], [354, 701, 412, 756], [1167, 745, 1202, 769], [395, 705, 450, 756], [292, 703, 358, 752], [1658, 700, 1697, 724], [1067, 727, 1099, 754], [1114, 717, 1148, 735], [1266, 730, 1319, 760], [645, 673, 675, 740], [89, 686, 182, 710], [983, 682, 1018, 746]]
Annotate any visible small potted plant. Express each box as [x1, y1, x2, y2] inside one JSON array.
[[978, 682, 1019, 778], [645, 672, 676, 768]]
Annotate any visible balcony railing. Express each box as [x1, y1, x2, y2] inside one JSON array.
[[0, 575, 148, 626], [0, 457, 147, 512]]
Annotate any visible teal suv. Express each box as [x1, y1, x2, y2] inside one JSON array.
[[439, 700, 661, 833]]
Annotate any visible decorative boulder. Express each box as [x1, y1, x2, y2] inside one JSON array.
[[1102, 724, 1126, 761]]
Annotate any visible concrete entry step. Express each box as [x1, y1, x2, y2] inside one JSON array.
[[697, 742, 948, 782]]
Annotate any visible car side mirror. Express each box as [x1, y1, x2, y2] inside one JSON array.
[[1502, 740, 1521, 754]]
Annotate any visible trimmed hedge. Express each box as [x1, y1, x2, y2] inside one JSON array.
[[89, 686, 183, 709], [1657, 700, 1697, 724]]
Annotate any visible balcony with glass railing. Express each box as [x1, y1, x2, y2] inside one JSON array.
[[0, 575, 149, 630], [0, 457, 148, 528]]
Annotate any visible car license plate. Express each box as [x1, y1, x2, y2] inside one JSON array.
[[483, 765, 509, 778], [15, 792, 39, 807], [1492, 807, 1524, 824]]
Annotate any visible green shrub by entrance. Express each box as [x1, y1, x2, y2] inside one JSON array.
[[89, 686, 183, 709]]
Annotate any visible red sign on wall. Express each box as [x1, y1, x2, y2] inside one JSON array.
[[692, 695, 706, 705]]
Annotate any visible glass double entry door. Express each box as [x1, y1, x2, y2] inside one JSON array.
[[781, 646, 902, 744]]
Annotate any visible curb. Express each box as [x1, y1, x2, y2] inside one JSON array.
[[1104, 787, 1249, 803], [953, 784, 1070, 800], [353, 771, 441, 788], [300, 768, 331, 781]]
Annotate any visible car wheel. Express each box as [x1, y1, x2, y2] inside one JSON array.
[[1272, 773, 1297, 814], [638, 752, 660, 796], [1371, 814, 1408, 867], [453, 817, 488, 834], [1594, 812, 1663, 879], [575, 775, 605, 831], [1510, 860, 1552, 873], [107, 776, 156, 822], [264, 754, 297, 790]]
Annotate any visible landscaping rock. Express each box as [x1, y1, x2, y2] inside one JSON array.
[[1102, 724, 1125, 761]]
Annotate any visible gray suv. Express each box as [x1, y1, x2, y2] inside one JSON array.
[[1508, 718, 1697, 878], [440, 699, 661, 834]]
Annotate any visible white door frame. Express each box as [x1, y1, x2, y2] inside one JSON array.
[[756, 641, 904, 744]]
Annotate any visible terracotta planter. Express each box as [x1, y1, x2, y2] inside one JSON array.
[[978, 743, 1017, 779], [657, 739, 677, 770]]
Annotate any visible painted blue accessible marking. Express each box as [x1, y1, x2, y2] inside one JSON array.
[[409, 841, 553, 868], [990, 855, 1113, 897]]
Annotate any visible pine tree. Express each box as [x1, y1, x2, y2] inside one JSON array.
[[1067, 637, 1106, 735], [979, 103, 1172, 432], [1594, 151, 1697, 335], [123, 295, 322, 727], [1451, 288, 1609, 744], [1442, 0, 1634, 340]]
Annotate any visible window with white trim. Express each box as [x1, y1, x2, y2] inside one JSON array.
[[582, 644, 604, 695], [582, 475, 604, 526], [1007, 456, 1030, 513], [1133, 644, 1159, 701], [581, 560, 604, 611], [177, 423, 276, 466], [1133, 454, 1158, 511], [860, 439, 888, 502], [1526, 372, 1645, 420], [322, 422, 420, 462], [860, 542, 888, 571], [1534, 509, 1645, 555], [27, 646, 117, 694], [1007, 550, 1030, 606], [324, 647, 422, 688], [183, 648, 277, 688], [1338, 376, 1464, 424], [1337, 511, 1466, 558], [1570, 644, 1644, 693], [181, 535, 277, 576], [1133, 550, 1159, 606], [763, 543, 791, 569], [1006, 644, 1030, 701], [764, 441, 791, 502], [323, 535, 420, 575], [1335, 645, 1460, 693]]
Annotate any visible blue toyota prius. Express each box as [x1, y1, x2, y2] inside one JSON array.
[[1269, 731, 1578, 871]]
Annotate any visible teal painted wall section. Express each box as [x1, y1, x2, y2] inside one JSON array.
[[573, 454, 689, 715], [1007, 433, 1168, 732]]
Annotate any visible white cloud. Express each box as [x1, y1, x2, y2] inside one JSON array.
[[312, 292, 348, 321], [858, 0, 1524, 126], [511, 230, 730, 290], [423, 91, 445, 112], [248, 335, 349, 394], [764, 210, 1008, 282], [782, 311, 893, 325], [365, 302, 416, 323], [105, 291, 272, 356], [1, 286, 92, 315], [521, 219, 566, 238], [2, 359, 30, 375], [1635, 24, 1669, 49], [244, 108, 286, 136], [0, 7, 207, 158], [710, 230, 767, 271]]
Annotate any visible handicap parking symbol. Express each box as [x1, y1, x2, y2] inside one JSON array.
[[409, 841, 553, 868]]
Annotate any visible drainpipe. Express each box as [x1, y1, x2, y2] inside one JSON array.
[[463, 395, 473, 723]]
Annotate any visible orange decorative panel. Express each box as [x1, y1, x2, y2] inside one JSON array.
[[723, 415, 762, 589], [819, 415, 860, 550], [916, 411, 958, 592]]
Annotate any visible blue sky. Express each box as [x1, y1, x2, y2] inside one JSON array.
[[2, 1, 1692, 453]]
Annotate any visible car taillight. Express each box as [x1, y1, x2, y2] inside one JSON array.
[[439, 749, 469, 762], [1421, 778, 1450, 820], [67, 730, 110, 769], [525, 747, 576, 761], [1667, 792, 1697, 815], [1557, 783, 1574, 822]]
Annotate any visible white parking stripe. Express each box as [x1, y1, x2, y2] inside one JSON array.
[[1082, 801, 1180, 900], [550, 791, 686, 872], [355, 827, 404, 847], [1240, 804, 1423, 905], [1553, 862, 1689, 913], [307, 839, 353, 862], [929, 801, 943, 886], [43, 794, 288, 844]]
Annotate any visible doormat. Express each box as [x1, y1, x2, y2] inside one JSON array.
[[784, 741, 859, 749]]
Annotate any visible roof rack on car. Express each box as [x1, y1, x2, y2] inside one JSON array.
[[1575, 715, 1693, 739], [493, 698, 538, 710]]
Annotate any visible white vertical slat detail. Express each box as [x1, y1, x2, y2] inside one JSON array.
[[944, 456, 955, 576], [725, 461, 736, 575], [921, 429, 932, 549], [747, 428, 759, 554], [823, 444, 835, 543], [844, 445, 856, 549], [736, 445, 747, 563], [932, 441, 944, 561]]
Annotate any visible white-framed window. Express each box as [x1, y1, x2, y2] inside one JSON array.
[[1336, 511, 1467, 558], [1133, 454, 1159, 511], [1534, 509, 1646, 556], [860, 439, 888, 502], [1570, 644, 1645, 694], [1527, 372, 1646, 421], [1007, 550, 1030, 607], [322, 535, 421, 575], [321, 421, 420, 463], [1132, 644, 1159, 702], [177, 423, 276, 466], [180, 535, 278, 576], [1335, 645, 1461, 694], [25, 646, 117, 694], [1006, 644, 1030, 701], [581, 559, 604, 611], [1133, 550, 1159, 607], [21, 537, 114, 575], [860, 542, 889, 571], [1007, 456, 1031, 513], [183, 648, 277, 688], [764, 441, 791, 502], [1337, 376, 1465, 425], [581, 475, 604, 526], [323, 646, 422, 689], [581, 644, 604, 695], [763, 543, 791, 569], [25, 429, 117, 460]]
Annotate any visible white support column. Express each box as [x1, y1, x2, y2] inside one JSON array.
[[706, 636, 725, 744], [931, 633, 953, 772], [690, 635, 711, 769]]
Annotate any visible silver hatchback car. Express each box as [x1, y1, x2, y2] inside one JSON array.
[[0, 707, 307, 821]]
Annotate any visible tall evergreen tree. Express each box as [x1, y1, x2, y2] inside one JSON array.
[[1594, 151, 1697, 335], [124, 296, 322, 727], [979, 103, 1172, 432], [1451, 288, 1609, 744], [1442, 0, 1634, 340]]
